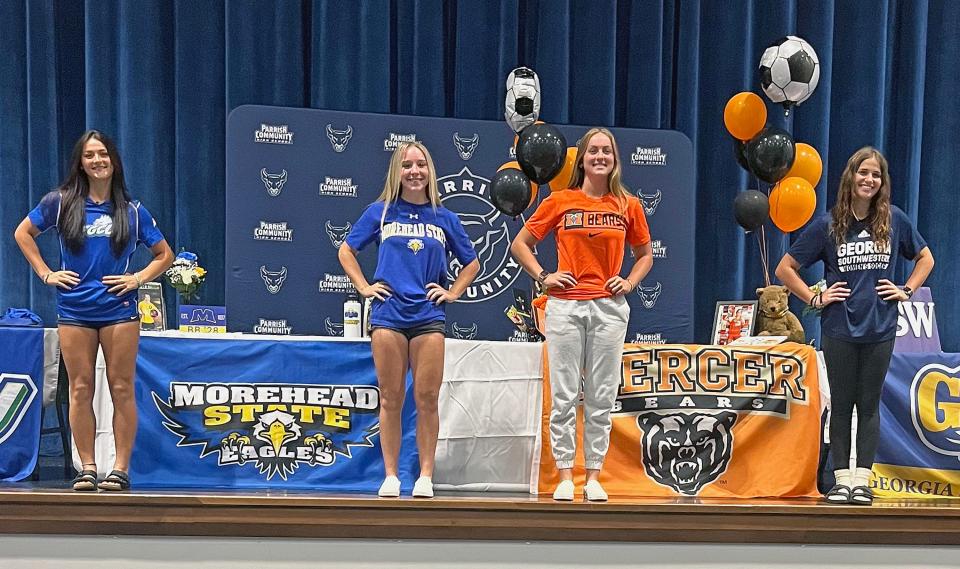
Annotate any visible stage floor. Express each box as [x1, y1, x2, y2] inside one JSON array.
[[3, 480, 960, 545]]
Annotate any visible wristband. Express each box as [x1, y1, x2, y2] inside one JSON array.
[[42, 271, 52, 284]]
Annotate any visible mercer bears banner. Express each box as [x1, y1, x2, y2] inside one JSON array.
[[537, 343, 821, 497], [0, 327, 43, 481], [226, 105, 695, 343], [132, 335, 417, 491], [873, 352, 960, 498]]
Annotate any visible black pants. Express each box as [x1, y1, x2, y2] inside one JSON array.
[[821, 335, 896, 469]]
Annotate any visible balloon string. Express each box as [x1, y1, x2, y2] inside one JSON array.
[[758, 225, 771, 287]]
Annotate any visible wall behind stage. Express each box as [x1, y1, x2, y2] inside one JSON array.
[[2, 1, 958, 349], [226, 106, 693, 341]]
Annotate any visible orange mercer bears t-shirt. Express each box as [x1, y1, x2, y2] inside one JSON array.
[[524, 189, 650, 300]]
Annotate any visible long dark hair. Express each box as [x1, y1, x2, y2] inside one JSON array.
[[831, 146, 892, 249], [58, 130, 133, 256]]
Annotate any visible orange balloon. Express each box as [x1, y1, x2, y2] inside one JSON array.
[[548, 147, 578, 192], [769, 177, 817, 232], [785, 143, 822, 187], [499, 161, 539, 209], [724, 92, 767, 141]]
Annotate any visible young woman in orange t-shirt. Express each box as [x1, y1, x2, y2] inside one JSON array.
[[511, 128, 653, 501]]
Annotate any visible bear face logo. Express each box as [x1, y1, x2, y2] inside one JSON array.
[[637, 411, 737, 495]]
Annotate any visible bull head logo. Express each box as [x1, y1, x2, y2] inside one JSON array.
[[453, 132, 480, 160], [637, 189, 662, 216], [260, 266, 288, 294], [451, 322, 478, 340], [637, 282, 662, 309], [326, 124, 353, 153], [324, 317, 344, 337], [260, 168, 288, 197], [638, 411, 737, 496], [325, 221, 352, 249]]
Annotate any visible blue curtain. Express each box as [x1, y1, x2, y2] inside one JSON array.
[[2, 0, 957, 350]]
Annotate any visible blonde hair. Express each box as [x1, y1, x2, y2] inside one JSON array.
[[378, 142, 440, 229], [566, 127, 630, 213], [831, 146, 892, 248]]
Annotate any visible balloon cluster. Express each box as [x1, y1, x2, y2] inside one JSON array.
[[492, 67, 574, 217], [725, 36, 822, 234]]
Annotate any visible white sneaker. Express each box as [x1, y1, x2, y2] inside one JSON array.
[[584, 480, 608, 502], [378, 475, 401, 497], [412, 476, 434, 498], [552, 479, 574, 501]]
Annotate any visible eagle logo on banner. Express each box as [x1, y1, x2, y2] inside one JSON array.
[[152, 382, 380, 481]]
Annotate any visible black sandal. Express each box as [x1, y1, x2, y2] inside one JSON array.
[[98, 470, 130, 491], [850, 485, 874, 506], [72, 467, 98, 492], [825, 483, 852, 503]]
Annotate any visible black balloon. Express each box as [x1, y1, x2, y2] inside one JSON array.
[[733, 139, 751, 172], [733, 190, 770, 231], [516, 123, 567, 184], [744, 126, 795, 184], [490, 168, 532, 217]]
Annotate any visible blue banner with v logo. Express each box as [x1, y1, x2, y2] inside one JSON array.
[[0, 327, 43, 481]]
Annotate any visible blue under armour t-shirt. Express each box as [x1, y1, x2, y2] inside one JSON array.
[[28, 191, 165, 321], [788, 206, 926, 343], [345, 198, 477, 328]]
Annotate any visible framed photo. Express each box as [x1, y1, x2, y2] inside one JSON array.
[[137, 282, 166, 331], [711, 301, 758, 346]]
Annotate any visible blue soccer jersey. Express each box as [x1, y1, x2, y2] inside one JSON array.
[[788, 206, 926, 343], [345, 198, 477, 328], [28, 191, 165, 321]]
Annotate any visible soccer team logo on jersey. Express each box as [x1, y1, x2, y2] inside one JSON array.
[[152, 382, 379, 481], [407, 238, 424, 255]]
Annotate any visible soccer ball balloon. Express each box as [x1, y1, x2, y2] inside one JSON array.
[[504, 66, 541, 133], [758, 36, 820, 112]]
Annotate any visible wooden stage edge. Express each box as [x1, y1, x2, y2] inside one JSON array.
[[3, 488, 960, 545]]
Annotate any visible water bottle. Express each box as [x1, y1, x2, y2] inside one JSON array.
[[343, 292, 362, 338]]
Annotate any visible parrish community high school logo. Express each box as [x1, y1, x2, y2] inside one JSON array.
[[152, 382, 380, 481], [439, 166, 524, 303]]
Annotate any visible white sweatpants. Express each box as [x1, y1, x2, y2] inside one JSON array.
[[545, 296, 629, 470]]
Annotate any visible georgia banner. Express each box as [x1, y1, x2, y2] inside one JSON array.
[[132, 335, 417, 491], [536, 343, 822, 498], [874, 352, 960, 498]]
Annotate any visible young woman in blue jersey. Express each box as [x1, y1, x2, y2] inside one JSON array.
[[14, 131, 173, 491], [338, 142, 479, 498], [775, 147, 934, 505]]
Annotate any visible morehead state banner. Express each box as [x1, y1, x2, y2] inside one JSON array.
[[874, 352, 960, 498], [131, 336, 418, 491], [538, 343, 821, 498]]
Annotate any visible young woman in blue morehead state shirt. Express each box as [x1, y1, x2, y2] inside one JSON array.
[[339, 142, 479, 498], [775, 146, 934, 506]]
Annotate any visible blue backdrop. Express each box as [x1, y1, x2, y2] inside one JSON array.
[[226, 105, 694, 341], [2, 1, 957, 349]]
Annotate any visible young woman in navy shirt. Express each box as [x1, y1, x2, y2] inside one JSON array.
[[14, 131, 173, 491], [339, 142, 479, 498], [776, 147, 934, 505]]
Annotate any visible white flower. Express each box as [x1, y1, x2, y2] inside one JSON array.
[[181, 271, 193, 285]]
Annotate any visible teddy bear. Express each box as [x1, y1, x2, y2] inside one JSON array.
[[755, 285, 805, 344]]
